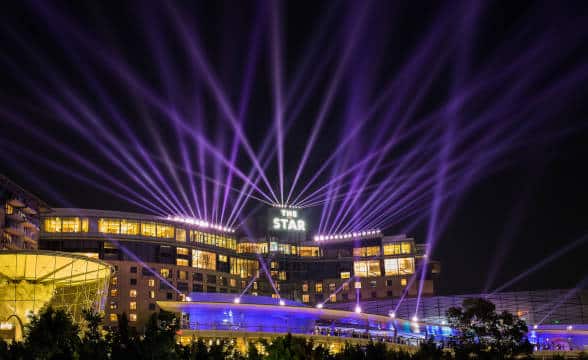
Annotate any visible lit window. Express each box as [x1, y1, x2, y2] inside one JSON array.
[[269, 242, 278, 252], [299, 246, 319, 257], [121, 219, 139, 235], [329, 283, 336, 292], [157, 224, 174, 239], [229, 278, 237, 287], [141, 222, 156, 237], [330, 294, 337, 303], [354, 281, 362, 289], [218, 254, 228, 263], [129, 314, 137, 322], [253, 281, 258, 290], [160, 268, 171, 278], [230, 258, 258, 278], [384, 257, 415, 276], [129, 290, 137, 298], [340, 272, 350, 279], [81, 218, 89, 232], [401, 278, 407, 286], [5, 204, 14, 215], [178, 270, 188, 280], [109, 301, 118, 310], [111, 277, 118, 286], [109, 314, 118, 322], [110, 289, 118, 297], [176, 259, 189, 267], [302, 294, 310, 303], [44, 217, 62, 233], [176, 228, 186, 242], [176, 247, 190, 255], [383, 244, 401, 255], [353, 260, 381, 277], [353, 246, 380, 257], [61, 217, 81, 232], [192, 250, 217, 270], [302, 283, 308, 292], [130, 301, 137, 310], [342, 282, 349, 291], [148, 279, 155, 287], [98, 218, 120, 234], [149, 290, 155, 299], [315, 283, 323, 293], [401, 242, 411, 254], [278, 271, 286, 280]]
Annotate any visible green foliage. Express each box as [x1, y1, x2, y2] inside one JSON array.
[[25, 306, 81, 360], [79, 309, 109, 360], [446, 297, 532, 359], [260, 333, 334, 360]]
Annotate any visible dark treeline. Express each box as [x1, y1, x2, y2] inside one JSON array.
[[0, 298, 583, 360]]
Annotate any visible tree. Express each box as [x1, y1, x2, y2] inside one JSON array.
[[110, 312, 140, 360], [261, 333, 334, 360], [446, 297, 532, 358], [79, 309, 109, 360], [24, 306, 81, 360], [139, 310, 180, 360]]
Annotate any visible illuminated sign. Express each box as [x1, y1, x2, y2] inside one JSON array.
[[272, 209, 306, 232], [0, 322, 13, 330]]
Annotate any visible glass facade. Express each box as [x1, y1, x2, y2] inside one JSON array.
[[353, 260, 381, 277], [191, 250, 216, 270], [384, 257, 415, 275]]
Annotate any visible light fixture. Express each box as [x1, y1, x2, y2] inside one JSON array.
[[412, 315, 418, 322], [316, 303, 323, 309], [389, 311, 395, 319], [185, 296, 192, 302], [533, 324, 538, 330], [354, 305, 362, 313], [233, 297, 241, 304], [279, 300, 285, 306], [567, 325, 573, 331]]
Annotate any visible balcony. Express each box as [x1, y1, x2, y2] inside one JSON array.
[[7, 199, 25, 208]]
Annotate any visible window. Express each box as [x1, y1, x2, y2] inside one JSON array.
[[340, 272, 350, 279], [176, 259, 189, 267], [130, 301, 137, 310], [44, 217, 61, 232], [278, 271, 286, 280], [178, 270, 188, 281], [353, 246, 380, 257], [61, 217, 81, 232], [110, 289, 118, 297], [383, 244, 401, 255], [302, 294, 310, 303], [354, 260, 381, 277], [130, 279, 137, 285], [192, 250, 217, 270], [176, 228, 186, 242], [149, 303, 156, 311], [401, 278, 408, 286], [176, 247, 190, 256], [386, 279, 394, 287], [315, 283, 323, 293], [149, 290, 155, 299], [141, 222, 156, 237], [229, 278, 237, 287], [129, 314, 137, 322], [118, 219, 138, 235], [384, 257, 415, 276], [207, 275, 217, 284], [160, 268, 171, 278], [218, 254, 227, 263], [329, 283, 336, 292], [109, 301, 118, 310], [81, 218, 89, 232], [5, 204, 14, 215], [98, 218, 120, 234], [130, 266, 137, 273], [193, 273, 203, 282], [111, 277, 118, 286], [401, 242, 411, 254], [298, 246, 319, 257], [354, 281, 362, 289], [237, 242, 268, 254], [369, 280, 377, 288], [148, 279, 155, 287], [230, 258, 258, 278], [109, 314, 118, 322], [342, 282, 349, 291], [157, 224, 174, 238], [129, 290, 137, 298], [330, 294, 337, 303], [302, 283, 308, 292], [371, 291, 377, 298], [166, 292, 173, 300]]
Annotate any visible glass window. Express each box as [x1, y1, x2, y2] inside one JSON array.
[[121, 219, 139, 235], [315, 283, 323, 293], [129, 301, 137, 310], [44, 217, 62, 233], [302, 294, 309, 303], [129, 314, 137, 322], [302, 283, 308, 292], [237, 242, 268, 254], [157, 224, 174, 239], [230, 258, 258, 278], [98, 218, 120, 234], [401, 242, 411, 254], [178, 270, 188, 280], [160, 268, 171, 278], [383, 244, 401, 255], [176, 228, 186, 242], [110, 277, 118, 286], [81, 218, 89, 232], [129, 290, 137, 298], [329, 294, 337, 303], [61, 217, 80, 232], [218, 254, 228, 263], [141, 222, 156, 237], [149, 290, 155, 299], [384, 257, 415, 275], [229, 278, 237, 287], [148, 279, 155, 287], [353, 246, 380, 257], [329, 283, 336, 292], [278, 271, 286, 280], [109, 314, 117, 322], [299, 246, 319, 257], [176, 258, 189, 267], [401, 278, 407, 286], [192, 250, 217, 270], [110, 289, 118, 297], [5, 204, 14, 215], [340, 272, 350, 279], [176, 247, 190, 256], [354, 260, 381, 277]]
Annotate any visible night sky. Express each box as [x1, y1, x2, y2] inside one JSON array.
[[1, 0, 587, 295]]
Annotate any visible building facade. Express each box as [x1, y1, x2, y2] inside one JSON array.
[[39, 207, 438, 331]]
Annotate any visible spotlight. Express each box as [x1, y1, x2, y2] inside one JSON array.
[[279, 300, 285, 306], [233, 297, 241, 304], [316, 303, 323, 309], [354, 305, 362, 313], [567, 325, 573, 331], [314, 236, 319, 241], [441, 320, 447, 325], [533, 324, 538, 330], [389, 311, 395, 319], [412, 315, 418, 322], [185, 296, 192, 302]]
